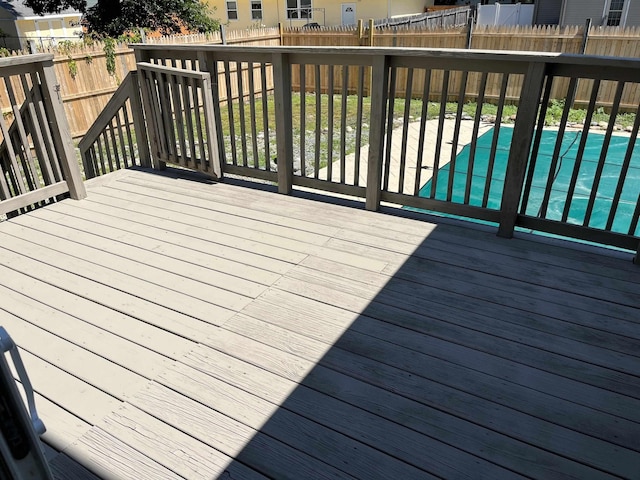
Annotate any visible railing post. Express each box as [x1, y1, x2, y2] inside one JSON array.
[[273, 52, 293, 194], [365, 54, 389, 211], [128, 71, 152, 168], [38, 59, 86, 200], [498, 62, 546, 238], [198, 51, 225, 179], [368, 19, 375, 46], [580, 18, 592, 54]]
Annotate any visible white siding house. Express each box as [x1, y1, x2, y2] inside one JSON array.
[[0, 0, 81, 50], [534, 0, 640, 27]]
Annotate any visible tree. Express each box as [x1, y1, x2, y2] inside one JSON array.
[[24, 0, 219, 37]]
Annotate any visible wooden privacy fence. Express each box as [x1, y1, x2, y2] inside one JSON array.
[[96, 44, 640, 259], [3, 24, 640, 139], [10, 28, 281, 138], [0, 54, 85, 217], [284, 24, 640, 109], [373, 6, 471, 28]]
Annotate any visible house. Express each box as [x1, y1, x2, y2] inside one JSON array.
[[0, 0, 82, 50], [206, 0, 433, 29], [534, 0, 640, 27]]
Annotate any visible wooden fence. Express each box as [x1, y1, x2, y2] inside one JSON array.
[[2, 24, 640, 138], [18, 28, 281, 138], [373, 6, 471, 28], [283, 24, 640, 109]]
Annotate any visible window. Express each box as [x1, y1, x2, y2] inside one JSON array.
[[251, 0, 263, 20], [226, 1, 238, 21], [287, 0, 312, 19], [606, 0, 625, 26]]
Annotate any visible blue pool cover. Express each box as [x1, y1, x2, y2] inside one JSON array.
[[418, 126, 640, 237]]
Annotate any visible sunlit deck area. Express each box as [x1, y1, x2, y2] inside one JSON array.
[[1, 167, 638, 479]]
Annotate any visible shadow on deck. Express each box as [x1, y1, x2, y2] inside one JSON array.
[[1, 168, 638, 479], [213, 190, 640, 479]]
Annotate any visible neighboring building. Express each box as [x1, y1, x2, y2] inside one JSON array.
[[477, 3, 535, 26], [0, 0, 82, 50], [534, 0, 640, 27], [208, 0, 433, 29]]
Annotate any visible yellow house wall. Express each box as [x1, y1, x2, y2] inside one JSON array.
[[15, 15, 81, 48], [207, 0, 432, 29]]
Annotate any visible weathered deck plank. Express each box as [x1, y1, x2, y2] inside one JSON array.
[[186, 322, 608, 479], [49, 453, 103, 480], [10, 212, 269, 298], [28, 204, 282, 285], [64, 428, 184, 480], [272, 274, 640, 398], [133, 382, 360, 480], [0, 168, 637, 480], [174, 345, 523, 480], [240, 287, 640, 418], [202, 312, 638, 477], [99, 404, 268, 480], [47, 199, 300, 275], [84, 188, 389, 272], [0, 265, 195, 359], [117, 170, 639, 275], [284, 262, 640, 373], [306, 255, 640, 351]]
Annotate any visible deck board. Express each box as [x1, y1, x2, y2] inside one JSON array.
[[133, 382, 360, 480], [271, 273, 640, 399], [99, 404, 268, 480], [193, 317, 614, 479], [117, 170, 640, 276], [0, 168, 638, 480], [285, 262, 640, 374], [9, 213, 269, 298], [241, 289, 640, 422], [178, 342, 525, 480], [305, 255, 640, 352]]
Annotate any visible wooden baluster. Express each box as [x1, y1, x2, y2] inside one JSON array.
[[129, 71, 152, 168]]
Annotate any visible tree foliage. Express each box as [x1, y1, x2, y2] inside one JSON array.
[[24, 0, 219, 37]]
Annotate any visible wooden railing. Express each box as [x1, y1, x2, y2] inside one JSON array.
[[78, 71, 150, 178], [137, 62, 220, 178], [123, 45, 640, 259], [0, 54, 85, 217]]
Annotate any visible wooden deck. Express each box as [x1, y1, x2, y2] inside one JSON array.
[[1, 167, 639, 480]]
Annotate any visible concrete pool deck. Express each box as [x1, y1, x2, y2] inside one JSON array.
[[317, 118, 495, 194]]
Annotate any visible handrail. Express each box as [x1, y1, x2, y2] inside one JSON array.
[[0, 55, 85, 216], [126, 45, 640, 260], [78, 71, 150, 178]]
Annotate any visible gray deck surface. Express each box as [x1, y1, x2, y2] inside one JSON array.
[[1, 167, 639, 480]]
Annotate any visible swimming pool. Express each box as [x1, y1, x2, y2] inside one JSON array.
[[418, 126, 640, 239]]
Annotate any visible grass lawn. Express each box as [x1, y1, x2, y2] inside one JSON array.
[[216, 92, 636, 171]]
